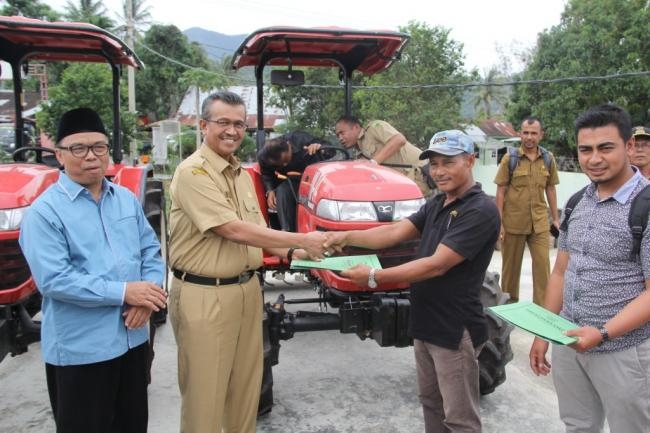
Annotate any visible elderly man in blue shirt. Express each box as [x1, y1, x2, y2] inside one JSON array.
[[19, 107, 167, 433]]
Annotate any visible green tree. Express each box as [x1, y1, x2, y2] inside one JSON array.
[[0, 0, 60, 21], [135, 25, 213, 121], [472, 67, 509, 121], [64, 0, 115, 30], [267, 21, 471, 148], [507, 0, 650, 155], [35, 63, 136, 150], [359, 21, 470, 147]]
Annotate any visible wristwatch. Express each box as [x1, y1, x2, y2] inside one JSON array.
[[597, 326, 610, 345], [368, 268, 378, 289]]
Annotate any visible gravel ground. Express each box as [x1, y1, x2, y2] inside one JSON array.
[[0, 249, 577, 433]]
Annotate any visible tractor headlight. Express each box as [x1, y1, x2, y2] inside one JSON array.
[[316, 199, 378, 222], [0, 207, 28, 231], [393, 198, 426, 220]]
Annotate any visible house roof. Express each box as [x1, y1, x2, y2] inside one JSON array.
[[478, 119, 518, 138], [0, 89, 40, 119]]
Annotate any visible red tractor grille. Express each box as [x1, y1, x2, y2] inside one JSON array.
[[0, 239, 31, 291]]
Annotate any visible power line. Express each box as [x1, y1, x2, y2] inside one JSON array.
[[136, 40, 255, 83], [135, 40, 650, 90]]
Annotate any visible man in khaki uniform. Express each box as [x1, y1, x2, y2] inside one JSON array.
[[335, 115, 431, 195], [494, 117, 560, 305], [168, 91, 328, 433], [631, 126, 650, 179]]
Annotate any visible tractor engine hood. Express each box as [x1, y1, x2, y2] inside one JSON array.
[[0, 164, 60, 209], [300, 160, 423, 203]]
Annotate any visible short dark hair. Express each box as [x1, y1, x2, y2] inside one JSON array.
[[258, 136, 290, 165], [521, 116, 543, 130], [201, 91, 246, 120], [574, 104, 632, 143], [335, 115, 362, 126]]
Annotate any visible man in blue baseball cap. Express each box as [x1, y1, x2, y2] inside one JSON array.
[[326, 129, 500, 432]]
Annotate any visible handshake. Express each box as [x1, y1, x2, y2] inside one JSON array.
[[293, 231, 350, 261]]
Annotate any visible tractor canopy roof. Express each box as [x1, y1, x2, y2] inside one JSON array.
[[231, 26, 409, 75], [0, 15, 142, 68]]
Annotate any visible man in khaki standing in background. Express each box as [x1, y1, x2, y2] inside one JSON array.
[[494, 117, 560, 305], [631, 126, 650, 179]]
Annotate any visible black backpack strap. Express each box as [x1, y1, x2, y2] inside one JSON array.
[[560, 186, 589, 233], [628, 184, 650, 261], [539, 146, 552, 172], [507, 147, 519, 182]]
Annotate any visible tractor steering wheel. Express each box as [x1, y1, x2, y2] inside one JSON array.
[[314, 145, 350, 162], [12, 146, 61, 168]]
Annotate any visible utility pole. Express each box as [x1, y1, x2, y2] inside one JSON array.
[[126, 0, 137, 163], [195, 86, 201, 150]]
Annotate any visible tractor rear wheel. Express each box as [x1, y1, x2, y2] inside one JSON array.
[[144, 178, 169, 384], [478, 271, 514, 395]]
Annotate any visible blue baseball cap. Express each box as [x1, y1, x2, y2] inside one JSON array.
[[419, 129, 474, 159]]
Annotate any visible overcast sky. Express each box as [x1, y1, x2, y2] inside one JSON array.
[[43, 0, 567, 72]]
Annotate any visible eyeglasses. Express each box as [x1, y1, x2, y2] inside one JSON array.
[[57, 142, 110, 158], [203, 118, 247, 131]]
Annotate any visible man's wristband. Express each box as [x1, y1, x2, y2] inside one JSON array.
[[287, 248, 296, 262]]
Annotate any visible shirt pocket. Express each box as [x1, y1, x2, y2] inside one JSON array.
[[534, 167, 550, 188], [242, 197, 263, 224], [510, 167, 529, 188], [112, 214, 141, 258]]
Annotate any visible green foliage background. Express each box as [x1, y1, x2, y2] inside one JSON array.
[[507, 0, 650, 156]]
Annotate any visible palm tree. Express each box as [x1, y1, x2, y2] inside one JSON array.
[[472, 67, 508, 120], [115, 0, 153, 41], [64, 0, 115, 30]]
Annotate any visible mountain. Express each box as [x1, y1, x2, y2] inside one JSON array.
[[183, 27, 247, 62]]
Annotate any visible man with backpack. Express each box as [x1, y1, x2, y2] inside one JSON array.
[[494, 117, 560, 304], [529, 104, 650, 433]]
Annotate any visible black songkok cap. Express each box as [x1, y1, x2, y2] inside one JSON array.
[[56, 107, 107, 143]]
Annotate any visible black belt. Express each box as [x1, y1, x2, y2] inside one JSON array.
[[172, 269, 255, 286]]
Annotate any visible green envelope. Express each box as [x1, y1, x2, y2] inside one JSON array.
[[488, 301, 579, 345], [290, 254, 382, 271]]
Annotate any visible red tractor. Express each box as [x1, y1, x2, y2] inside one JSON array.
[[0, 17, 167, 363], [231, 27, 513, 414]]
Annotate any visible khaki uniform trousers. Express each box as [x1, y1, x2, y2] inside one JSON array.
[[169, 275, 263, 433], [501, 230, 550, 305]]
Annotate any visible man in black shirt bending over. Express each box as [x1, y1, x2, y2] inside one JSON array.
[[257, 130, 334, 232]]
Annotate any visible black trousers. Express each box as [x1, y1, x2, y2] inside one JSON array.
[[45, 342, 149, 433], [276, 177, 299, 232]]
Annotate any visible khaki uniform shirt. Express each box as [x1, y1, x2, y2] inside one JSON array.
[[494, 146, 560, 234], [169, 144, 265, 277], [356, 120, 428, 193]]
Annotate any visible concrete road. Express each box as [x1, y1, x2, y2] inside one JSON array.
[[0, 250, 569, 432]]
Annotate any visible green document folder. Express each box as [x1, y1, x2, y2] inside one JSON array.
[[487, 301, 579, 345], [290, 254, 382, 271]]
